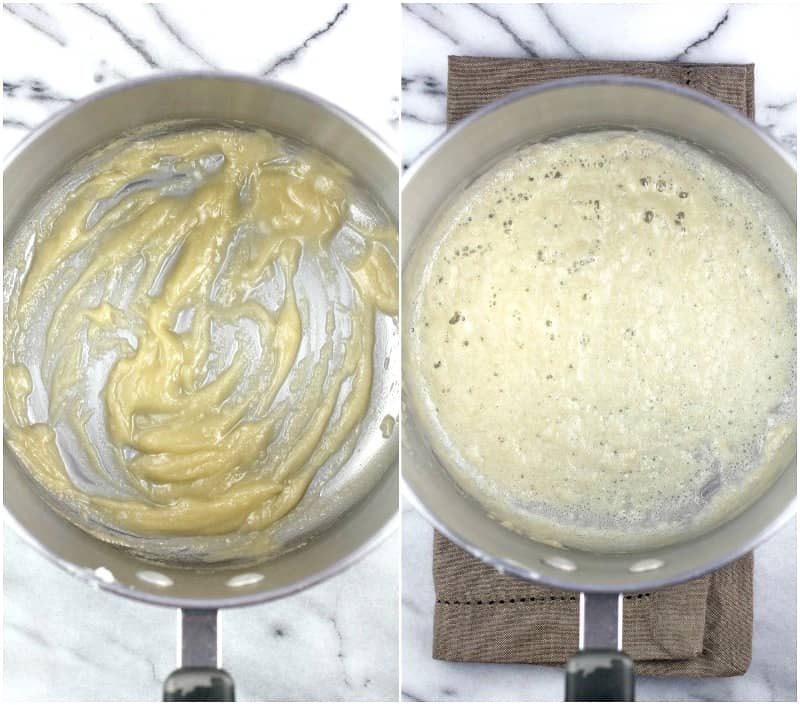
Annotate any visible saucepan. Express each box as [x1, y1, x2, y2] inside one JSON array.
[[3, 73, 399, 701], [401, 76, 796, 701]]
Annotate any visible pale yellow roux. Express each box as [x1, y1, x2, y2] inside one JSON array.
[[4, 127, 397, 543], [408, 130, 796, 551]]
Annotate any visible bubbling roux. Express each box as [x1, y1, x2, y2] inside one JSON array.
[[4, 125, 397, 561], [407, 130, 796, 551]]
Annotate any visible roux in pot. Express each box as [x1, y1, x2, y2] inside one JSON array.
[[407, 130, 796, 551], [4, 126, 397, 550]]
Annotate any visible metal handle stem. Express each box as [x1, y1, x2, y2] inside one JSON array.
[[579, 593, 623, 651], [178, 608, 220, 668], [567, 593, 634, 701], [163, 608, 235, 701]]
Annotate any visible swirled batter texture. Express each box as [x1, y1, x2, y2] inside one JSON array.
[[407, 130, 796, 551], [5, 126, 397, 557]]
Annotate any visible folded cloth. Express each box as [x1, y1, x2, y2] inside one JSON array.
[[446, 57, 754, 125]]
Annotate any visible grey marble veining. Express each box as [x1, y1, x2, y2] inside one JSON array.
[[3, 2, 399, 701], [401, 3, 797, 702], [402, 2, 798, 167], [3, 2, 399, 154]]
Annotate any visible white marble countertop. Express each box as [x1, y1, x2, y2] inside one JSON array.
[[402, 2, 798, 167], [3, 3, 398, 702], [401, 3, 797, 702]]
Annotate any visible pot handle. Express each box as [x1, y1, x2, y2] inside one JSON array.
[[163, 608, 235, 702], [565, 593, 634, 702]]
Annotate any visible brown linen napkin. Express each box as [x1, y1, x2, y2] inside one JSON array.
[[446, 57, 754, 125], [433, 56, 756, 677]]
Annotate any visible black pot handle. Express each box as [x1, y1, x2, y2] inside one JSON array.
[[163, 608, 235, 701], [565, 593, 634, 702], [566, 650, 634, 701], [164, 666, 235, 701]]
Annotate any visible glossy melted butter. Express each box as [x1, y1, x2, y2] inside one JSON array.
[[408, 130, 796, 551], [5, 126, 397, 553]]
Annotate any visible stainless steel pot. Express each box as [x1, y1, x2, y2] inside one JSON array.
[[401, 76, 796, 701], [4, 72, 399, 701]]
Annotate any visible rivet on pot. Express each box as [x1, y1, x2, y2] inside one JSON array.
[[226, 572, 265, 588], [543, 556, 577, 572], [94, 566, 115, 583], [628, 558, 665, 573], [136, 570, 174, 587]]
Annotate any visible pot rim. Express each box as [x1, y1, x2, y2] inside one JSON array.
[[401, 74, 797, 593], [5, 69, 397, 172], [402, 73, 795, 190], [3, 495, 400, 609]]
